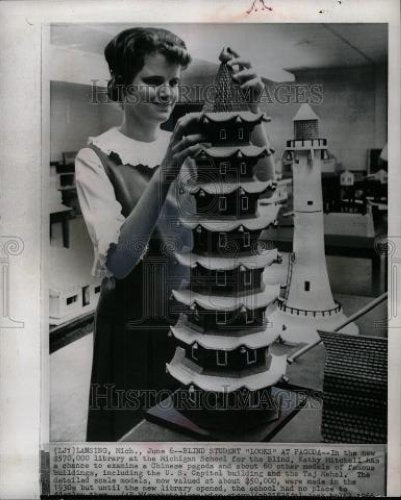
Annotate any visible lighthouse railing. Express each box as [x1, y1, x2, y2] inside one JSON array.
[[276, 299, 342, 318], [281, 252, 295, 300]]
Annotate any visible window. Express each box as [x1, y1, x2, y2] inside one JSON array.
[[216, 311, 227, 325], [219, 232, 227, 248], [219, 196, 227, 211], [238, 127, 244, 140], [94, 286, 101, 294], [82, 286, 90, 307], [194, 308, 200, 321], [216, 350, 228, 366], [66, 295, 77, 306], [219, 162, 228, 174], [307, 201, 313, 206], [241, 196, 249, 211], [216, 271, 226, 286], [246, 349, 257, 364], [219, 128, 227, 140], [245, 308, 254, 324], [240, 162, 247, 174], [244, 269, 252, 286], [191, 343, 198, 360], [304, 281, 310, 292], [243, 232, 250, 247]]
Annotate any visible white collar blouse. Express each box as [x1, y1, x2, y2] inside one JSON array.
[[75, 126, 172, 279], [89, 126, 172, 168]]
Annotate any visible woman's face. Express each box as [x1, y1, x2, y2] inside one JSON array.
[[124, 52, 182, 124]]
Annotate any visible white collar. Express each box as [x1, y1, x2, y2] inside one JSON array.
[[88, 126, 171, 168]]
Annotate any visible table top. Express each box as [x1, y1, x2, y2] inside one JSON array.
[[262, 226, 377, 249], [50, 205, 72, 215], [121, 394, 322, 443]]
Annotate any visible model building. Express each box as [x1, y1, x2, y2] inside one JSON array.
[[269, 104, 358, 342], [320, 330, 387, 443], [164, 48, 288, 430]]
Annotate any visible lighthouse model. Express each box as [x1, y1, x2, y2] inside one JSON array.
[[160, 48, 291, 433], [269, 104, 358, 343]]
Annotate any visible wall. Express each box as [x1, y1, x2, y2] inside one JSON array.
[[50, 81, 121, 162], [374, 64, 388, 149]]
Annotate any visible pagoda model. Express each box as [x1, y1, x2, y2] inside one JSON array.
[[159, 47, 292, 433], [269, 104, 358, 343]]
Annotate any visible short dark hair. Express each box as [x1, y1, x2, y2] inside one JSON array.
[[105, 27, 192, 102]]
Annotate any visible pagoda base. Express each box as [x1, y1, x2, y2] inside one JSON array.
[[145, 386, 306, 442], [268, 307, 359, 344]]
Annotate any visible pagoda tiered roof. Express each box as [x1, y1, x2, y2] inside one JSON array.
[[195, 144, 272, 160], [200, 110, 270, 124], [188, 179, 274, 195], [167, 347, 286, 392], [180, 201, 280, 232], [175, 248, 278, 270], [171, 319, 280, 350], [172, 284, 280, 311]]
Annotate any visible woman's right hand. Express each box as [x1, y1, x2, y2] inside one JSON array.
[[161, 112, 209, 178]]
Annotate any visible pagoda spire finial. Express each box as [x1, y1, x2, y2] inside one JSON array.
[[202, 46, 250, 113], [219, 46, 238, 63]]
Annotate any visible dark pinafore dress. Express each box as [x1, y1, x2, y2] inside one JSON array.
[[86, 144, 192, 442]]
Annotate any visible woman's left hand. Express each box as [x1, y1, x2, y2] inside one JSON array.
[[227, 53, 264, 114]]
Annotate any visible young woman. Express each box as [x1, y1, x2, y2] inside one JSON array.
[[75, 26, 273, 441]]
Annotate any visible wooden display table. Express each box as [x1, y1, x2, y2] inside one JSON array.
[[50, 206, 72, 248]]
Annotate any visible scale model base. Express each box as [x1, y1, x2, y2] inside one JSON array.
[[268, 306, 359, 344], [145, 387, 306, 441]]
